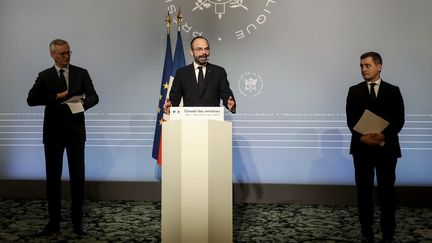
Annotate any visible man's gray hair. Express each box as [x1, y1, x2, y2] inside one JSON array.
[[49, 39, 69, 52]]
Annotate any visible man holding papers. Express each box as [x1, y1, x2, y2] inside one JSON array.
[[27, 39, 99, 236], [346, 52, 405, 243]]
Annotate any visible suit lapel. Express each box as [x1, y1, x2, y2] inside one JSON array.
[[68, 65, 74, 91], [186, 64, 199, 93], [359, 81, 369, 104], [376, 80, 388, 101], [48, 66, 64, 91], [363, 80, 387, 109]]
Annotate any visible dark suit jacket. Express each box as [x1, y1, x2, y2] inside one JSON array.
[[27, 65, 99, 143], [169, 63, 235, 110], [346, 80, 404, 158]]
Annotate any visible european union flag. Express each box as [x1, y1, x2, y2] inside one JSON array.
[[152, 33, 173, 164]]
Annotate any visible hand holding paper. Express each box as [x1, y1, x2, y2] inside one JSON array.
[[62, 95, 84, 114], [360, 133, 385, 146], [353, 109, 389, 134], [354, 109, 388, 146]]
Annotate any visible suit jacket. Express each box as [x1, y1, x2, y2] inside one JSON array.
[[169, 63, 235, 110], [346, 80, 404, 158], [27, 65, 99, 143]]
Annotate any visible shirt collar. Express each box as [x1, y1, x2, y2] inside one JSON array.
[[54, 64, 69, 73], [193, 62, 206, 70], [367, 78, 381, 86]]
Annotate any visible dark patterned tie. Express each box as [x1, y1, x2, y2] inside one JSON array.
[[369, 83, 376, 101], [59, 69, 67, 91]]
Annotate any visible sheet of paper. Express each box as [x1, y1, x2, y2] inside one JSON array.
[[63, 95, 83, 103], [62, 95, 84, 114], [353, 109, 389, 135], [66, 102, 84, 114]]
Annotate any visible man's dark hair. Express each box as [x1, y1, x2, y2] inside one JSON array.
[[190, 36, 209, 49], [361, 51, 382, 65]]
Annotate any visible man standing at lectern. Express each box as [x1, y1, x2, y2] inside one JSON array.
[[346, 52, 405, 243], [164, 36, 236, 113]]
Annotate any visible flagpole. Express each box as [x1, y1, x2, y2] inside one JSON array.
[[176, 8, 183, 31], [165, 11, 172, 34], [152, 12, 174, 163], [171, 7, 186, 108]]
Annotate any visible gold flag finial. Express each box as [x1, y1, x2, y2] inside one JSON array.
[[176, 7, 183, 31], [165, 11, 172, 34]]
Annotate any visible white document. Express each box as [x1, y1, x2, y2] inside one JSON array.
[[62, 95, 84, 114], [353, 109, 389, 135]]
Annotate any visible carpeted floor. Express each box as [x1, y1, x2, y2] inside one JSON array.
[[0, 199, 431, 242]]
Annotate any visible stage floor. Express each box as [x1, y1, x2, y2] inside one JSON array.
[[0, 199, 431, 242]]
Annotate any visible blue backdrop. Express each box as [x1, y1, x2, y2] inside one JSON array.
[[0, 0, 431, 185]]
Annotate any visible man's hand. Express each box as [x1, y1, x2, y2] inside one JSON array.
[[163, 98, 171, 114], [56, 90, 68, 100], [360, 133, 385, 146], [227, 96, 236, 113]]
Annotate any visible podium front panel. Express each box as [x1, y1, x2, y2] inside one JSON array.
[[162, 120, 232, 243]]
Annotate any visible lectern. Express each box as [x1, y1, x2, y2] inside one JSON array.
[[161, 115, 232, 243]]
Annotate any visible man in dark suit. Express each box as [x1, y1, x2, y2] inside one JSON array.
[[27, 39, 99, 236], [164, 36, 236, 113], [346, 52, 405, 243]]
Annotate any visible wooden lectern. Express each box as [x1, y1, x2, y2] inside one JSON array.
[[161, 118, 232, 243]]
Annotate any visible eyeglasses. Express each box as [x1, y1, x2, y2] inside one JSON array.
[[193, 47, 210, 53], [57, 51, 72, 57]]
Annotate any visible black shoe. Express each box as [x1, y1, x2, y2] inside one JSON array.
[[361, 237, 374, 243], [361, 234, 374, 243], [73, 225, 86, 236], [361, 228, 374, 243], [36, 223, 60, 236], [379, 238, 393, 243]]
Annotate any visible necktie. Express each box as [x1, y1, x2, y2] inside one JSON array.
[[369, 83, 377, 101], [59, 69, 67, 91], [197, 66, 204, 85]]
